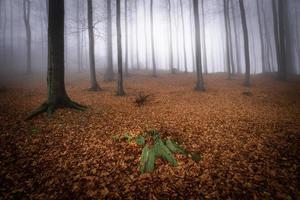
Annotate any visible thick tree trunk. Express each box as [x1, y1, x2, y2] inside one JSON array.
[[180, 0, 188, 73], [239, 0, 250, 86], [87, 0, 101, 91], [27, 0, 85, 120], [150, 0, 157, 77], [105, 0, 114, 81], [193, 0, 205, 91], [125, 0, 129, 76], [168, 0, 174, 74], [23, 0, 31, 74], [277, 0, 287, 80], [201, 0, 208, 74], [116, 0, 125, 95]]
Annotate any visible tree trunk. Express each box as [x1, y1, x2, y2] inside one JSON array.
[[232, 1, 241, 74], [143, 0, 149, 70], [23, 0, 31, 74], [105, 0, 114, 81], [87, 0, 101, 91], [239, 0, 250, 86], [180, 0, 188, 73], [116, 0, 125, 95], [27, 0, 86, 120], [10, 0, 13, 66], [168, 0, 174, 74], [76, 0, 82, 73], [193, 0, 205, 91], [256, 0, 266, 73], [223, 0, 232, 79], [201, 0, 208, 74], [125, 0, 129, 76], [150, 0, 157, 77], [189, 0, 196, 73], [135, 0, 140, 69]]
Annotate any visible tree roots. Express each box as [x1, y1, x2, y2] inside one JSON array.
[[26, 99, 87, 120]]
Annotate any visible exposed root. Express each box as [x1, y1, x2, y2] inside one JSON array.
[[26, 99, 87, 120]]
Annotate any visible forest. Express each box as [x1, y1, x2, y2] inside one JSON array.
[[0, 0, 299, 199]]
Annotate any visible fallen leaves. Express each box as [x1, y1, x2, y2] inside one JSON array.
[[0, 73, 299, 199]]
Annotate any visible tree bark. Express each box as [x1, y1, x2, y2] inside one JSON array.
[[239, 0, 250, 86], [87, 0, 101, 91], [27, 0, 86, 120], [150, 0, 157, 77], [201, 0, 208, 74], [23, 0, 31, 74], [143, 0, 149, 70], [125, 0, 129, 75], [180, 0, 188, 73], [168, 0, 175, 73], [135, 0, 140, 69], [256, 0, 266, 73], [223, 0, 232, 79], [76, 0, 82, 73], [193, 0, 205, 91], [105, 0, 114, 81], [116, 0, 125, 95], [232, 1, 241, 74]]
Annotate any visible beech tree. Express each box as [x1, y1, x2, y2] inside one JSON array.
[[87, 0, 101, 91], [193, 0, 205, 91], [27, 0, 86, 119], [23, 0, 31, 74], [105, 0, 114, 81], [150, 0, 157, 77], [116, 0, 125, 95]]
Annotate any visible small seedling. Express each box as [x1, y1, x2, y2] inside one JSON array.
[[135, 92, 151, 106]]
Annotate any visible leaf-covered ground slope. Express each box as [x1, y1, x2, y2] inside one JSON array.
[[0, 73, 299, 199]]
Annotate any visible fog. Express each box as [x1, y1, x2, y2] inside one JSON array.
[[0, 0, 299, 78]]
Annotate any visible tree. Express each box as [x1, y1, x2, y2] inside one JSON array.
[[232, 0, 241, 74], [256, 0, 266, 73], [168, 0, 174, 73], [179, 0, 188, 73], [76, 0, 82, 73], [193, 0, 205, 91], [116, 0, 125, 96], [143, 0, 149, 70], [125, 0, 129, 76], [239, 0, 250, 86], [27, 0, 86, 120], [150, 0, 157, 77], [223, 0, 232, 79], [105, 0, 114, 81], [87, 0, 101, 91], [135, 0, 140, 69], [23, 0, 31, 74], [201, 0, 208, 74]]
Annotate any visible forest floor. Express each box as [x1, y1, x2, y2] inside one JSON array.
[[0, 72, 299, 199]]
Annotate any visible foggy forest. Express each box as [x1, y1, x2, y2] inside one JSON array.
[[0, 0, 299, 199]]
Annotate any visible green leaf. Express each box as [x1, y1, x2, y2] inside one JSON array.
[[154, 138, 177, 166], [165, 139, 188, 156], [140, 145, 156, 173], [191, 153, 202, 162], [135, 135, 145, 146], [123, 133, 133, 142]]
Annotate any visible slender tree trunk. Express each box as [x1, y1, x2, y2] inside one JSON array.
[[76, 0, 82, 73], [168, 0, 174, 74], [180, 0, 188, 73], [135, 0, 140, 69], [262, 3, 273, 72], [228, 0, 235, 75], [193, 0, 205, 91], [10, 0, 13, 66], [150, 0, 157, 77], [116, 0, 125, 95], [256, 0, 266, 73], [272, 0, 281, 75], [105, 0, 114, 81], [232, 1, 241, 74], [87, 0, 101, 91], [239, 0, 250, 86], [143, 0, 149, 70], [223, 0, 232, 79], [125, 0, 129, 75], [27, 0, 86, 120], [189, 0, 196, 73], [201, 0, 208, 74], [23, 0, 31, 74]]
